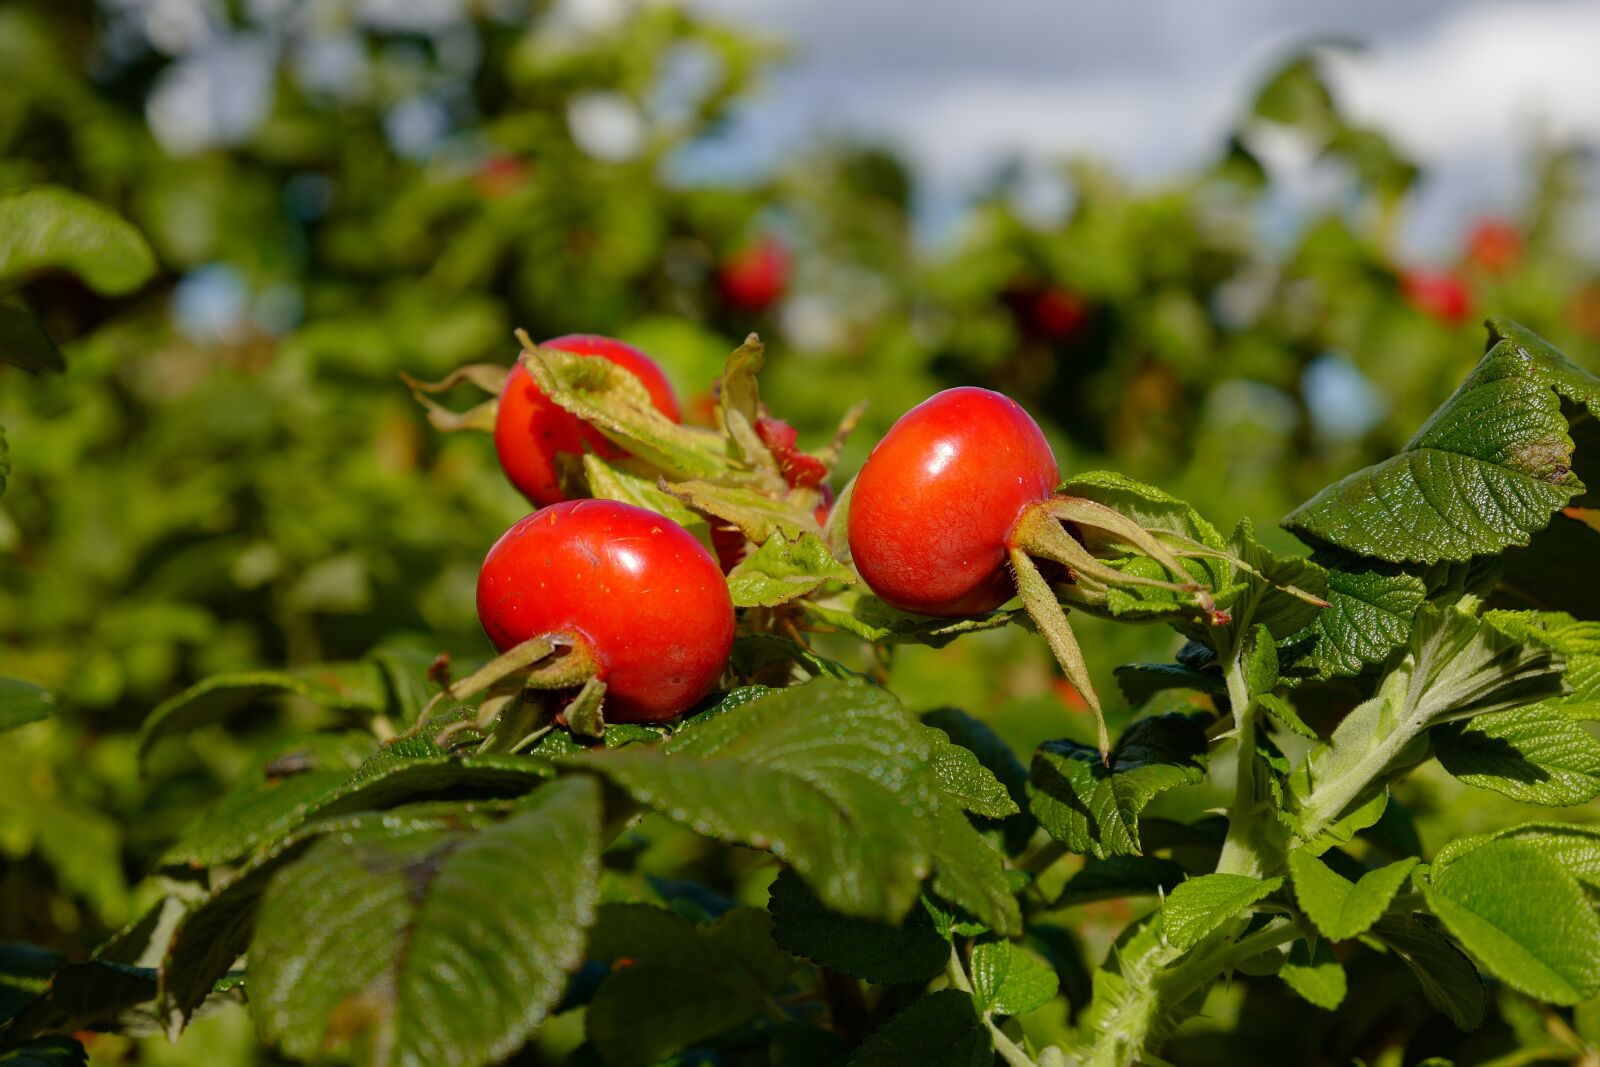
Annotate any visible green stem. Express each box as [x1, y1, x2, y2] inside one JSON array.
[[1155, 918, 1309, 1006], [1294, 724, 1420, 841], [990, 1023, 1040, 1067], [945, 944, 973, 994], [1215, 646, 1267, 877]]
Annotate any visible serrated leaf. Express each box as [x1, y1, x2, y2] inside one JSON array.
[[158, 802, 511, 1032], [1369, 915, 1486, 1031], [1284, 555, 1428, 679], [767, 869, 947, 986], [1434, 703, 1600, 805], [1161, 873, 1283, 949], [921, 708, 1032, 850], [1279, 939, 1346, 1010], [1114, 663, 1225, 706], [1435, 821, 1600, 891], [971, 939, 1059, 1016], [1291, 604, 1567, 843], [1423, 838, 1600, 1005], [1287, 851, 1418, 941], [667, 479, 820, 543], [585, 907, 797, 1067], [1284, 319, 1600, 563], [925, 725, 1019, 819], [1229, 519, 1331, 639], [250, 778, 602, 1066], [1259, 693, 1315, 739], [158, 732, 375, 868], [1243, 623, 1279, 697], [1029, 714, 1209, 859], [4, 960, 157, 1040], [726, 530, 854, 607], [138, 663, 385, 762], [0, 300, 64, 374], [0, 678, 53, 733], [1054, 856, 1187, 908], [927, 803, 1023, 937], [803, 588, 1015, 647], [847, 989, 992, 1067], [581, 453, 710, 545], [523, 345, 732, 478], [570, 679, 934, 927], [1487, 609, 1600, 707], [0, 186, 157, 295]]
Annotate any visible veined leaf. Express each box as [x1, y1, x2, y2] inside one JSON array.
[[1434, 703, 1600, 805], [1283, 555, 1427, 679], [925, 724, 1019, 819], [1434, 821, 1600, 891], [1228, 519, 1331, 639], [923, 706, 1034, 853], [249, 778, 602, 1066], [1161, 873, 1283, 949], [581, 454, 711, 547], [1368, 915, 1485, 1031], [1422, 838, 1600, 1005], [847, 989, 991, 1067], [767, 869, 947, 986], [1284, 319, 1600, 563], [666, 479, 820, 543], [1029, 714, 1209, 859], [970, 939, 1059, 1016], [0, 186, 157, 295], [726, 530, 854, 607], [1279, 940, 1346, 1010], [1113, 663, 1225, 706], [1291, 604, 1567, 843], [803, 588, 1016, 647], [1286, 850, 1418, 941]]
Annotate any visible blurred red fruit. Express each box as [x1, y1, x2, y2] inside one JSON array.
[[1400, 269, 1473, 326], [1033, 287, 1090, 339], [474, 156, 529, 199], [719, 238, 790, 311], [1465, 216, 1522, 275], [1568, 281, 1600, 342]]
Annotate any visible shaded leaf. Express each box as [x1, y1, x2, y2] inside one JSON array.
[[1054, 856, 1187, 908], [767, 869, 947, 985], [0, 301, 63, 374], [846, 989, 991, 1067], [1434, 703, 1600, 805], [1369, 915, 1486, 1031], [0, 678, 53, 734], [1279, 939, 1346, 1010], [804, 588, 1015, 647]]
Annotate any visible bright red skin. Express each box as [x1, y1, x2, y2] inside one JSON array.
[[477, 500, 735, 722], [494, 335, 682, 507], [719, 238, 790, 311], [1400, 270, 1473, 326], [848, 387, 1059, 616], [755, 416, 827, 489]]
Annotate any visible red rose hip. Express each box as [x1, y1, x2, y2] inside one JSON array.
[[848, 387, 1059, 616], [494, 335, 682, 507], [477, 500, 735, 722]]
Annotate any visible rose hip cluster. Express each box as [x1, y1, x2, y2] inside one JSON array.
[[467, 333, 1144, 743]]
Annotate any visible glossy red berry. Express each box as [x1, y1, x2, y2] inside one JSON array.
[[494, 335, 682, 507], [848, 387, 1059, 616], [477, 500, 735, 722], [719, 238, 790, 311]]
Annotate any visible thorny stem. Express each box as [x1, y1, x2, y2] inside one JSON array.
[[1154, 917, 1311, 1007]]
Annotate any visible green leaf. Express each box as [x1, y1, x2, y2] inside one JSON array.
[[368, 645, 443, 726], [846, 989, 992, 1067], [585, 906, 797, 1067], [925, 726, 1020, 820], [0, 1037, 87, 1067], [1434, 703, 1600, 805], [158, 802, 513, 1031], [667, 479, 821, 543], [571, 678, 934, 926], [1114, 663, 1225, 706], [0, 186, 157, 295], [726, 531, 854, 608], [1487, 609, 1600, 708], [1279, 939, 1345, 1010], [1284, 319, 1600, 563], [1283, 556, 1428, 679], [926, 803, 1023, 938], [0, 678, 53, 733], [1286, 851, 1419, 941], [250, 778, 603, 1066], [523, 345, 733, 479], [803, 587, 1015, 647], [729, 633, 855, 680], [1229, 519, 1331, 639], [138, 663, 385, 763], [1, 944, 62, 1026], [1368, 915, 1486, 1031], [156, 733, 372, 868], [581, 453, 710, 545], [1029, 714, 1209, 859], [1259, 693, 1315, 739], [767, 869, 947, 985], [5, 960, 158, 1040], [1055, 856, 1187, 908], [970, 939, 1059, 1016], [1435, 821, 1600, 891], [921, 708, 1032, 848], [1422, 838, 1600, 1005], [1160, 873, 1283, 949], [0, 301, 64, 374], [1291, 604, 1567, 843]]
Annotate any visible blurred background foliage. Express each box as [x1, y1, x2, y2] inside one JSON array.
[[2, 2, 1598, 1064]]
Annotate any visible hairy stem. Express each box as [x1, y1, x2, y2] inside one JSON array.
[[1154, 917, 1310, 1007]]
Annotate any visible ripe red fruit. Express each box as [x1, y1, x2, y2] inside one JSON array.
[[718, 238, 790, 311], [474, 156, 529, 199], [1400, 269, 1473, 326], [477, 500, 735, 722], [1033, 287, 1089, 339], [1465, 216, 1522, 275], [848, 387, 1059, 616], [755, 416, 827, 490], [494, 335, 682, 507]]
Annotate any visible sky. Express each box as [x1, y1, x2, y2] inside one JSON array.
[[668, 0, 1600, 253]]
